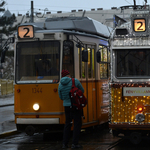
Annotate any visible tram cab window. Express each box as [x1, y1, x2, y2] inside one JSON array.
[[16, 41, 60, 83], [99, 46, 110, 79], [62, 40, 74, 77], [117, 49, 150, 77]]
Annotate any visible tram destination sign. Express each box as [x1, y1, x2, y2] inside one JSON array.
[[123, 87, 150, 96], [18, 25, 34, 39]]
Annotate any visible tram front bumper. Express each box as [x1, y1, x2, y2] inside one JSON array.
[[17, 118, 59, 124], [109, 123, 150, 130]]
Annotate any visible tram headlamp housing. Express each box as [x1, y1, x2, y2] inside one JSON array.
[[33, 103, 40, 111], [136, 113, 145, 123]]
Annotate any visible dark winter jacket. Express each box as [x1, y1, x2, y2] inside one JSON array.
[[58, 77, 84, 106]]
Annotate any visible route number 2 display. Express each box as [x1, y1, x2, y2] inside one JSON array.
[[18, 25, 34, 39], [134, 19, 146, 32]]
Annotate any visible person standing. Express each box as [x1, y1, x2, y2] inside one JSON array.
[[58, 69, 84, 149]]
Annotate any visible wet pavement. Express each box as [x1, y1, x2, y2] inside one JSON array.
[[0, 127, 121, 150], [2, 126, 150, 150], [1, 94, 150, 149]]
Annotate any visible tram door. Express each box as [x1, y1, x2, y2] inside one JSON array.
[[81, 45, 97, 123]]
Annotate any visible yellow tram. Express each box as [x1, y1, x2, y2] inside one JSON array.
[[13, 17, 111, 135], [109, 8, 150, 144]]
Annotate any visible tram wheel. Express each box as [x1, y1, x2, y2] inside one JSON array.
[[112, 130, 119, 136], [25, 125, 35, 136], [129, 132, 142, 145]]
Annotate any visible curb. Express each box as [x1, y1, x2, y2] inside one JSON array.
[[0, 104, 14, 107], [0, 93, 14, 98], [0, 129, 18, 138]]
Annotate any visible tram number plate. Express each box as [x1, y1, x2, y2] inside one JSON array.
[[32, 88, 42, 93], [145, 106, 150, 113]]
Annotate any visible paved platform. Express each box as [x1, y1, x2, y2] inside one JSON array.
[[0, 93, 17, 137], [0, 93, 14, 107]]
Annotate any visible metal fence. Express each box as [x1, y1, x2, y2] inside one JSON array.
[[0, 79, 14, 95]]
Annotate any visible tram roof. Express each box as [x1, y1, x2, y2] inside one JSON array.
[[21, 17, 112, 39]]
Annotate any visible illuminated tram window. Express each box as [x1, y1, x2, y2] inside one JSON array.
[[99, 45, 109, 79], [92, 48, 95, 78], [82, 47, 85, 78], [88, 48, 91, 78]]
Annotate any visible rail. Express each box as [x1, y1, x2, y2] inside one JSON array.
[[0, 79, 14, 95]]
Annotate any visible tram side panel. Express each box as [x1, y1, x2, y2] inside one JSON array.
[[97, 80, 109, 124], [80, 80, 109, 127]]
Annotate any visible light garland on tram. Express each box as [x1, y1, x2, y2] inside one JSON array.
[[110, 83, 150, 124], [113, 36, 150, 47]]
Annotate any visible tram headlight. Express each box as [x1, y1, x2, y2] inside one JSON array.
[[33, 103, 40, 111]]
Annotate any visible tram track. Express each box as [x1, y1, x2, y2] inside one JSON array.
[[106, 138, 124, 150]]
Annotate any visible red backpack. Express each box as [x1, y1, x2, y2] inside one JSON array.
[[69, 78, 87, 110]]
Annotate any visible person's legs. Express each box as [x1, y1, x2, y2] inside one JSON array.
[[72, 109, 82, 145], [63, 107, 72, 145]]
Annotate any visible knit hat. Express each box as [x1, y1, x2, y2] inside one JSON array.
[[61, 69, 70, 77]]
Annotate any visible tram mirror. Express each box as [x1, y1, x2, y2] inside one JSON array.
[[96, 51, 101, 63], [76, 42, 82, 48], [82, 50, 88, 62]]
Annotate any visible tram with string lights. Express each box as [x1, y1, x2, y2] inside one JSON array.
[[11, 17, 112, 136], [109, 7, 150, 144]]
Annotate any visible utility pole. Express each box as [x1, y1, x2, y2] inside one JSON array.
[[144, 0, 147, 9], [30, 1, 34, 22], [133, 0, 136, 10], [0, 34, 3, 79]]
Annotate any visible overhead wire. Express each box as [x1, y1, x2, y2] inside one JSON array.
[[124, 0, 132, 5]]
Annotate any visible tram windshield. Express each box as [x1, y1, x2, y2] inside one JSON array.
[[117, 49, 150, 78], [16, 41, 60, 83]]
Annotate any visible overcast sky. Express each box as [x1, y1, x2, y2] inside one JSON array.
[[2, 0, 149, 15]]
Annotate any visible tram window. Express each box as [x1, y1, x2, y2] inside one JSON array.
[[88, 48, 95, 78], [62, 40, 74, 78], [92, 48, 95, 78], [16, 41, 60, 83], [117, 49, 150, 77], [79, 47, 85, 78], [100, 46, 107, 62], [88, 48, 91, 78], [100, 64, 108, 78], [99, 45, 109, 79], [82, 48, 86, 78]]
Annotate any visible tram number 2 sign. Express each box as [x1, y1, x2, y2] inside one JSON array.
[[18, 25, 34, 39], [134, 19, 146, 32]]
